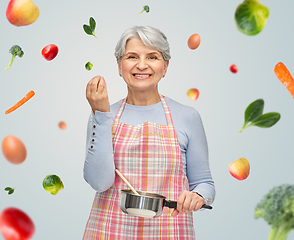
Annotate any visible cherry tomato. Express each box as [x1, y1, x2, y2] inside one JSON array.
[[41, 44, 59, 61], [187, 33, 201, 50], [230, 64, 238, 73], [0, 207, 35, 240]]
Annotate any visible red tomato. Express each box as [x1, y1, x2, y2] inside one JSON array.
[[41, 44, 59, 61], [187, 33, 201, 50], [0, 207, 35, 240], [230, 64, 238, 73]]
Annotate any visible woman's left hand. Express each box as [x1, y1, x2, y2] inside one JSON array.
[[171, 190, 206, 217]]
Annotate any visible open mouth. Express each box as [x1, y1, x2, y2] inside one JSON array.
[[132, 74, 152, 78]]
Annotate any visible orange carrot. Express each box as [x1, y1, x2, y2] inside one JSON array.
[[5, 90, 35, 114], [274, 62, 294, 99]]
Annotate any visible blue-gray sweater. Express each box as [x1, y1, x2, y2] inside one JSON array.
[[84, 96, 215, 205]]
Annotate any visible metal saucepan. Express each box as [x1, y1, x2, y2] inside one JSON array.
[[120, 189, 213, 219]]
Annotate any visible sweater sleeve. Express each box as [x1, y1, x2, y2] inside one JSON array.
[[83, 110, 115, 192], [186, 109, 215, 205]]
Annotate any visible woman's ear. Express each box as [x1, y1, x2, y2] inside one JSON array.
[[117, 58, 122, 76], [163, 60, 169, 75]]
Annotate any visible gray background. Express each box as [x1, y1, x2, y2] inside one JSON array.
[[0, 0, 293, 239]]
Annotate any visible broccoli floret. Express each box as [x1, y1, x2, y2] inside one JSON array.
[[5, 45, 24, 70], [137, 5, 150, 14], [254, 184, 294, 240]]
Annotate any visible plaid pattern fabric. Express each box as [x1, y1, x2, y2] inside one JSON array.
[[83, 96, 195, 239]]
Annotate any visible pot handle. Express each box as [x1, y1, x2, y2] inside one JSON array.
[[164, 200, 177, 209], [201, 204, 213, 209], [164, 200, 213, 210]]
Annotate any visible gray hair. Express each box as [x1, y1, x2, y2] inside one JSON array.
[[114, 26, 171, 62]]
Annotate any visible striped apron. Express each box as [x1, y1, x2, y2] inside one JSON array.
[[83, 95, 195, 239]]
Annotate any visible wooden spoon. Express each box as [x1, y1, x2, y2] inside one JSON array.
[[115, 169, 140, 196]]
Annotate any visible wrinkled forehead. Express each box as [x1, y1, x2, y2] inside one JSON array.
[[122, 37, 164, 59]]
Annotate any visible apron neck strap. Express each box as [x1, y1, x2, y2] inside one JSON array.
[[160, 95, 174, 126]]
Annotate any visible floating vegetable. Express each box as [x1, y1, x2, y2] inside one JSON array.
[[2, 135, 27, 164], [187, 88, 199, 101], [5, 90, 35, 114], [137, 5, 149, 14], [85, 61, 93, 71], [274, 62, 294, 99], [239, 99, 280, 132], [41, 44, 58, 61], [230, 64, 238, 73], [5, 45, 24, 70], [187, 33, 201, 50], [234, 0, 269, 36], [4, 187, 15, 195], [254, 184, 294, 240], [43, 174, 64, 195], [0, 207, 35, 240], [83, 17, 97, 38]]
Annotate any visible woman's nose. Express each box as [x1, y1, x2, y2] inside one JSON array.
[[136, 58, 148, 70]]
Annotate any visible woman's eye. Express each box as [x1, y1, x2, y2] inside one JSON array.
[[149, 56, 157, 60], [128, 55, 136, 59]]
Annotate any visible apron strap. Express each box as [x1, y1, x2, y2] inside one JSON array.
[[160, 95, 174, 126], [113, 98, 127, 125]]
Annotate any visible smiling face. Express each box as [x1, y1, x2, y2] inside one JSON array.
[[117, 38, 169, 95]]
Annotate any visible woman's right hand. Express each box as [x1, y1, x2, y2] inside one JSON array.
[[86, 76, 110, 113]]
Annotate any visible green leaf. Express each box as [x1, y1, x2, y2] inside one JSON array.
[[250, 112, 281, 128], [244, 99, 264, 125], [83, 25, 93, 36], [240, 98, 265, 132], [89, 17, 96, 32], [5, 187, 15, 195], [8, 189, 14, 195]]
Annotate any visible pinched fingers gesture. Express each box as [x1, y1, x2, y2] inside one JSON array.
[[171, 190, 206, 218], [86, 76, 110, 113]]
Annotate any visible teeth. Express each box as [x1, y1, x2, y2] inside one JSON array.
[[134, 74, 150, 77]]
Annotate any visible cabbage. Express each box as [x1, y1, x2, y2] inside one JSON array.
[[42, 174, 64, 195], [235, 0, 269, 36]]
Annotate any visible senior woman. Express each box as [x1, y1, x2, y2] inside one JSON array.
[[83, 25, 215, 239]]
